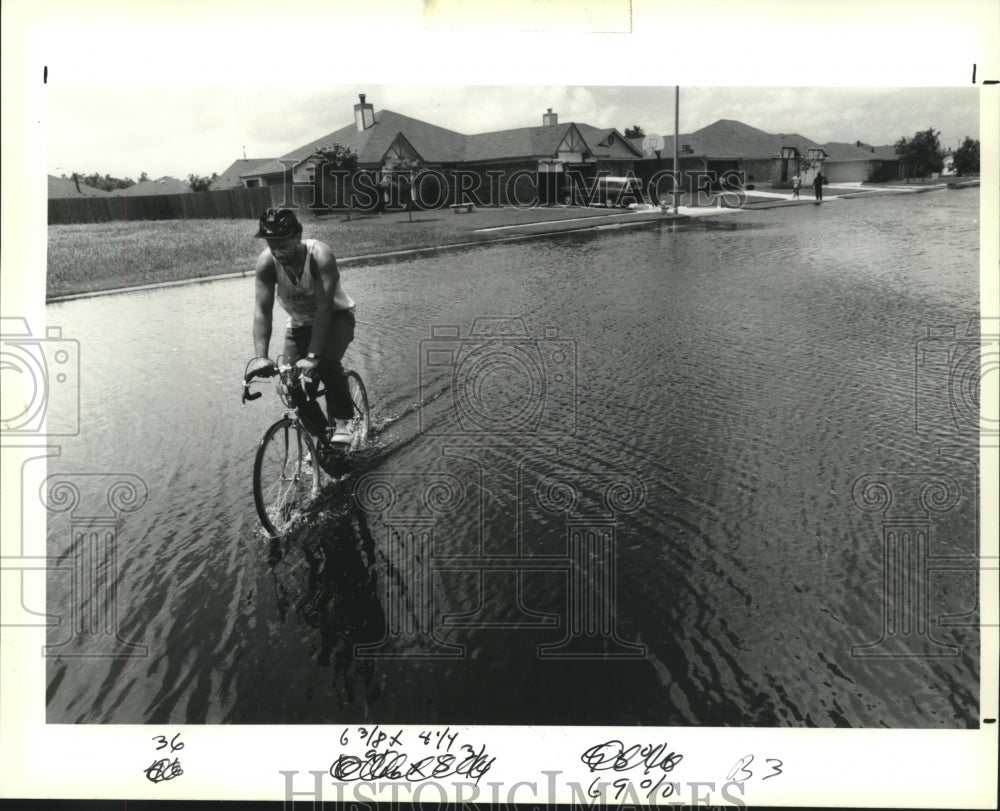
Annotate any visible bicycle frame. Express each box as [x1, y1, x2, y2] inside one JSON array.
[[243, 355, 371, 536]]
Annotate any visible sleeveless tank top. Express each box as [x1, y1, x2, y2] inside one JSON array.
[[274, 239, 355, 328]]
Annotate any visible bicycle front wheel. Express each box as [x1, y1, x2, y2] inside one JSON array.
[[253, 417, 320, 536], [346, 370, 370, 449]]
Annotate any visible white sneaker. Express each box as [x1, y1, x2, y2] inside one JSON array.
[[328, 419, 354, 445]]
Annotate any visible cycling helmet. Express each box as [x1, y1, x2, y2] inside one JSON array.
[[255, 208, 303, 239]]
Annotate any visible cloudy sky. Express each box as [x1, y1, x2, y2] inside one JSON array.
[[46, 84, 981, 182]]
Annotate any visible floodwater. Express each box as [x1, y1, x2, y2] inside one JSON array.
[[44, 189, 982, 726]]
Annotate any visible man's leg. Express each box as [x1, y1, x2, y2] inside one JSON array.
[[318, 308, 356, 422], [283, 325, 329, 433]]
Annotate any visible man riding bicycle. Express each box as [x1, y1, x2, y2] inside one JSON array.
[[246, 208, 357, 444]]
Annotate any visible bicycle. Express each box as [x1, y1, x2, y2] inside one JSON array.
[[242, 356, 370, 536]]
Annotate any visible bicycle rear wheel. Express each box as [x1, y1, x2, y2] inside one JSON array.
[[253, 417, 320, 536], [346, 370, 370, 450]]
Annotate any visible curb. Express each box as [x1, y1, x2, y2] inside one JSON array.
[[47, 212, 694, 304]]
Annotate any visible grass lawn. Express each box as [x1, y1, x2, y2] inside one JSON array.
[[46, 205, 676, 299]]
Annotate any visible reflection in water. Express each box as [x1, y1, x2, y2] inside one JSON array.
[[266, 460, 386, 711]]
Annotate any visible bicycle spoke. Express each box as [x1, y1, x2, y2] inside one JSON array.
[[347, 371, 370, 449], [254, 419, 318, 535]]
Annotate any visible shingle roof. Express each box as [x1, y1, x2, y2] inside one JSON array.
[[871, 145, 900, 160], [821, 141, 882, 161], [575, 124, 643, 159], [109, 177, 190, 196], [212, 158, 277, 189], [463, 122, 642, 163], [247, 110, 469, 178], [243, 107, 890, 178], [464, 123, 573, 162], [647, 120, 821, 159], [697, 120, 821, 157], [47, 175, 112, 199]]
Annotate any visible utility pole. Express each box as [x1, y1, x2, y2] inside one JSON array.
[[673, 86, 679, 214]]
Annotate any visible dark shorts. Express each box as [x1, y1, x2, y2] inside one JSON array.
[[283, 308, 356, 422]]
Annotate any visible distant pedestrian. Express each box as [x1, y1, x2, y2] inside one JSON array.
[[813, 171, 825, 202], [791, 173, 801, 199]]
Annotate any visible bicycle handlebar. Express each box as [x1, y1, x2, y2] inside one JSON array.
[[241, 357, 317, 406]]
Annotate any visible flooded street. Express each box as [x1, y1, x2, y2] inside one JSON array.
[[45, 190, 981, 726]]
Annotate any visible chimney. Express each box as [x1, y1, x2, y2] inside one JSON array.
[[354, 93, 374, 132], [543, 108, 558, 126]]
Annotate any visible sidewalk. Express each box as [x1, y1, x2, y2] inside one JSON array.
[[46, 179, 969, 303], [739, 181, 954, 208], [470, 202, 740, 235]]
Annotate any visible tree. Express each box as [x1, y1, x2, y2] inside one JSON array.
[[188, 172, 218, 192], [952, 136, 980, 176], [310, 143, 360, 218], [894, 128, 943, 180], [68, 172, 134, 191], [624, 125, 645, 138], [139, 171, 150, 183]]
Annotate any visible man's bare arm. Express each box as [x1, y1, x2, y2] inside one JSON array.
[[253, 251, 276, 358], [306, 242, 342, 355]]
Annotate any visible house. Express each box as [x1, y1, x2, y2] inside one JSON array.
[[237, 95, 643, 207], [870, 145, 904, 181], [461, 110, 643, 204], [108, 176, 190, 196], [818, 142, 882, 183], [47, 175, 112, 199], [211, 158, 277, 190], [629, 119, 826, 193], [240, 95, 467, 183], [629, 120, 896, 191]]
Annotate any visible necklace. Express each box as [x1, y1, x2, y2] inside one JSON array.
[[281, 246, 306, 285]]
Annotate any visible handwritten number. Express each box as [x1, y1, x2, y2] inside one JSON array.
[[725, 754, 783, 782], [151, 733, 184, 753], [726, 754, 754, 782], [612, 778, 629, 801], [147, 734, 185, 783]]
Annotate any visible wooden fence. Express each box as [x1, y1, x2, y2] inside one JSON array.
[[48, 186, 276, 225]]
